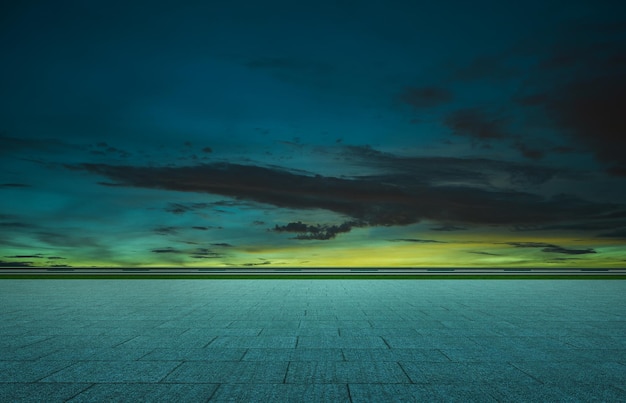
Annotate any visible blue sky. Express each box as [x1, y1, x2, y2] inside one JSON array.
[[1, 0, 625, 267]]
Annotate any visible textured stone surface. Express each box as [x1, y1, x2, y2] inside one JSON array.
[[1, 279, 625, 401]]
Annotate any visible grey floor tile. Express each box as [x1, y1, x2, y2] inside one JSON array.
[[339, 327, 420, 337], [68, 382, 219, 402], [342, 348, 449, 362], [297, 336, 388, 349], [140, 347, 246, 361], [286, 361, 410, 384], [207, 336, 297, 348], [0, 383, 92, 402], [117, 335, 213, 349], [39, 347, 153, 361], [163, 361, 288, 383], [384, 335, 479, 349], [399, 361, 541, 385], [0, 360, 75, 382], [511, 361, 626, 385], [242, 348, 343, 361], [209, 383, 350, 402], [40, 361, 182, 383], [1, 279, 625, 402], [259, 327, 339, 336], [349, 383, 499, 402], [0, 345, 60, 361]]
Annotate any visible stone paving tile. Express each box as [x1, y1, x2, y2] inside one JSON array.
[[544, 382, 626, 401], [1, 279, 625, 401], [369, 320, 446, 329], [562, 336, 626, 349], [26, 335, 134, 350], [0, 335, 51, 349], [259, 327, 339, 336], [67, 383, 219, 402], [182, 327, 262, 337], [210, 383, 350, 402], [297, 336, 388, 349], [117, 335, 214, 349], [342, 348, 450, 362], [206, 336, 297, 348], [156, 319, 234, 329], [0, 345, 60, 361], [140, 348, 246, 361], [339, 327, 419, 337], [99, 327, 189, 337], [227, 320, 300, 329], [242, 348, 344, 361], [511, 360, 626, 386], [286, 361, 410, 384], [439, 346, 552, 362], [0, 383, 92, 402], [0, 360, 75, 382], [468, 335, 572, 350], [21, 326, 108, 337], [39, 347, 154, 361], [399, 361, 542, 385], [40, 361, 182, 383], [384, 335, 480, 349], [302, 320, 372, 329], [348, 383, 499, 402], [163, 361, 288, 383], [544, 348, 626, 362], [484, 381, 626, 402]]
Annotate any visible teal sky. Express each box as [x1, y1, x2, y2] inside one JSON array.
[[1, 0, 625, 268]]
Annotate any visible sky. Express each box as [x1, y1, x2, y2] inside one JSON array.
[[1, 0, 625, 268]]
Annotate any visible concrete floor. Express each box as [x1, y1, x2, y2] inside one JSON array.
[[1, 279, 625, 402]]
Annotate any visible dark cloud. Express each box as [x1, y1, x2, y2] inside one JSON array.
[[211, 243, 233, 247], [274, 221, 363, 240], [190, 248, 221, 259], [72, 162, 623, 230], [430, 225, 467, 231], [0, 183, 31, 188], [341, 145, 557, 187], [506, 242, 558, 248], [505, 241, 596, 255], [4, 254, 44, 259], [540, 74, 626, 175], [514, 26, 626, 175], [164, 202, 208, 214], [151, 247, 182, 254], [541, 246, 596, 255], [0, 134, 76, 156], [468, 251, 501, 256], [202, 147, 212, 153], [390, 238, 445, 243], [0, 260, 34, 268], [453, 55, 518, 81], [90, 143, 131, 158], [242, 261, 272, 267], [0, 221, 35, 229], [397, 86, 452, 108], [444, 108, 509, 141], [151, 246, 222, 259], [513, 142, 544, 161], [598, 228, 626, 239], [153, 226, 179, 235], [245, 57, 332, 76]]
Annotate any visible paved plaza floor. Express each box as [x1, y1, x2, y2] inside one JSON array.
[[1, 279, 625, 402]]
